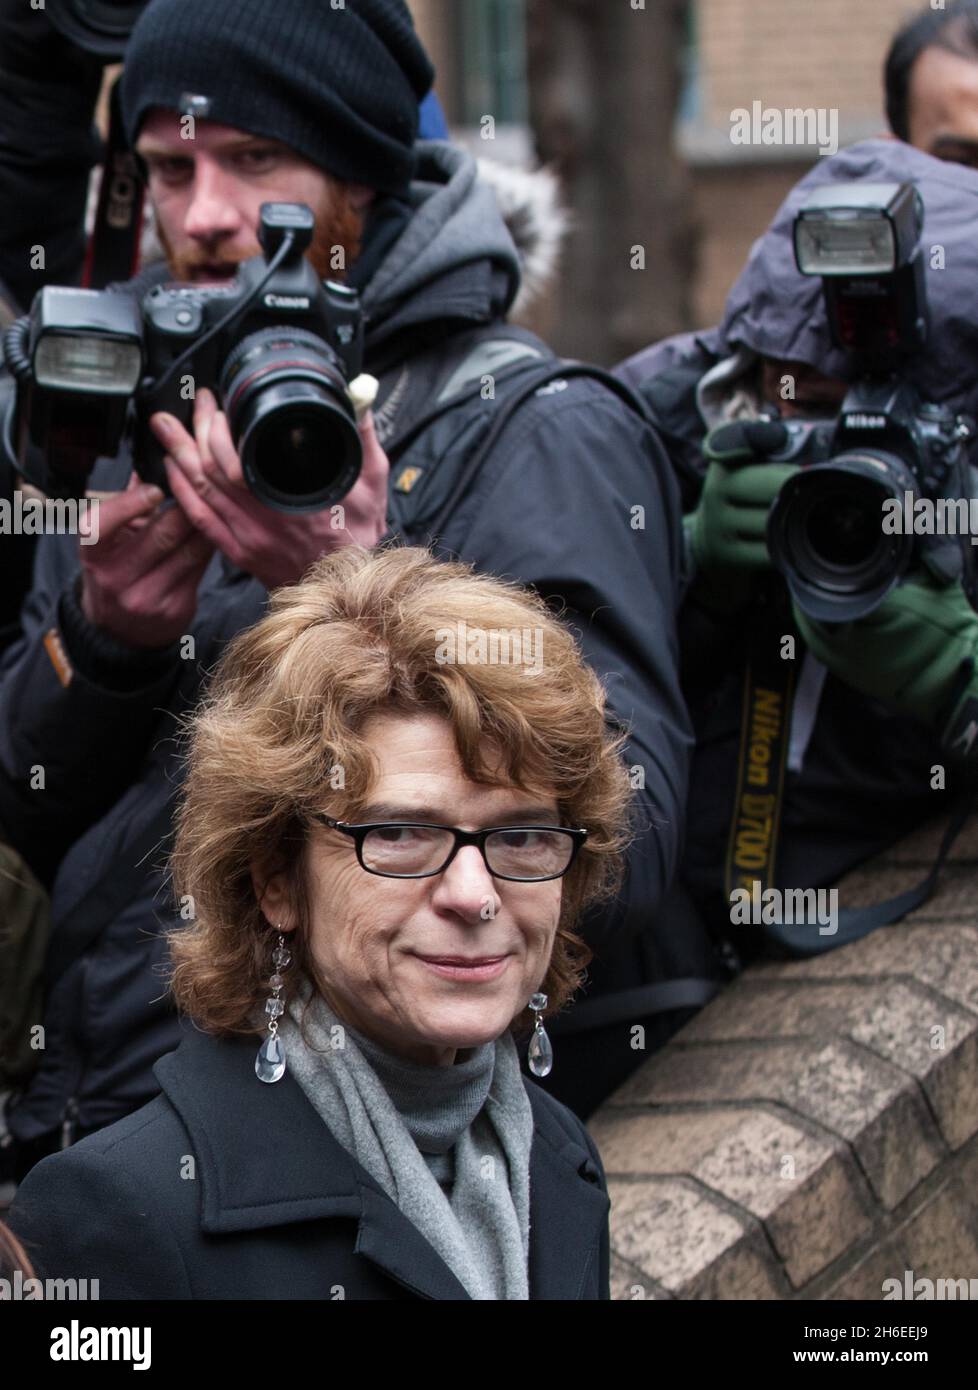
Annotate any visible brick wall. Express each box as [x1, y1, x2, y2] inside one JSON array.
[[688, 0, 924, 327], [689, 161, 808, 329], [412, 2, 932, 330], [697, 0, 918, 129], [590, 815, 978, 1299]]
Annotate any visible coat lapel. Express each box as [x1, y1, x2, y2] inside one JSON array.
[[154, 1026, 607, 1300], [355, 1186, 470, 1300], [155, 1027, 469, 1299], [525, 1085, 610, 1299]]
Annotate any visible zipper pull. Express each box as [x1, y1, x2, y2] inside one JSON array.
[[60, 1098, 79, 1150]]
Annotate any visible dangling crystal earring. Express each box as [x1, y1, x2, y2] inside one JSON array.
[[527, 991, 553, 1077], [255, 931, 291, 1084]]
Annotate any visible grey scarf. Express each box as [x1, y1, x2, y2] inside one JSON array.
[[277, 978, 534, 1300]]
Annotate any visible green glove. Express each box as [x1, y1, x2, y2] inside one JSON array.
[[793, 575, 978, 731], [688, 421, 800, 573]]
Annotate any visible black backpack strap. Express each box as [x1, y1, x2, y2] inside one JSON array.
[[548, 977, 723, 1036], [395, 357, 651, 544], [83, 75, 146, 291], [629, 347, 719, 509], [383, 324, 551, 465]]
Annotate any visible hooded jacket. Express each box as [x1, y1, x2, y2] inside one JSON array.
[[616, 139, 976, 946], [0, 142, 690, 1149]]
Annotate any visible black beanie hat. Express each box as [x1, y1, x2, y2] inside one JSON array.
[[120, 0, 435, 195]]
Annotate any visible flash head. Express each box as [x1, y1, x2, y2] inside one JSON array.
[[793, 182, 927, 363], [794, 183, 922, 277], [29, 287, 142, 394]]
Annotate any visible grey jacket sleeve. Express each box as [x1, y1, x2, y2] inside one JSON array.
[[438, 379, 692, 952]]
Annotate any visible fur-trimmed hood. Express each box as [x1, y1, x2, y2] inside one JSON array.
[[474, 157, 566, 317]]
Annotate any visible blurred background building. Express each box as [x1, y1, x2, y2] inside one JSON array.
[[409, 0, 927, 364]]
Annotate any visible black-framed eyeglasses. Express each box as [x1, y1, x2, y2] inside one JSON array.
[[312, 816, 588, 882]]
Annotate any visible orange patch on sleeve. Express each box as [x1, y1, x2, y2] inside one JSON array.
[[43, 628, 74, 688]]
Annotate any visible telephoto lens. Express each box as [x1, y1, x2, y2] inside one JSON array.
[[219, 327, 362, 513]]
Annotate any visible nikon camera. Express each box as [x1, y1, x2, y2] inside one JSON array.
[[763, 182, 976, 621], [1, 203, 364, 512]]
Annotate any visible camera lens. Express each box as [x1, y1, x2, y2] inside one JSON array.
[[768, 451, 915, 621], [47, 1, 149, 59], [800, 479, 886, 571], [220, 328, 362, 512]]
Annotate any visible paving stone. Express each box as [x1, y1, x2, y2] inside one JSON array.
[[752, 924, 978, 1018], [607, 1177, 785, 1299], [612, 1038, 943, 1208], [954, 1132, 978, 1199], [679, 976, 972, 1064], [609, 1251, 670, 1300], [830, 863, 978, 919], [829, 1182, 978, 1301], [824, 1240, 913, 1301], [847, 990, 978, 1150], [899, 1184, 978, 1288], [590, 837, 978, 1297], [593, 1105, 870, 1286], [853, 1089, 946, 1211]]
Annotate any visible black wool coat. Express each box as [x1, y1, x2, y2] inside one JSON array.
[[7, 1028, 611, 1300]]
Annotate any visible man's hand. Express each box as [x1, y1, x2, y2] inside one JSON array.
[[792, 575, 978, 729], [153, 388, 390, 591], [80, 475, 217, 649]]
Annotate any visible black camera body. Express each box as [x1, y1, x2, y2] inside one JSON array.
[[2, 203, 365, 512], [765, 182, 976, 621], [768, 380, 972, 620]]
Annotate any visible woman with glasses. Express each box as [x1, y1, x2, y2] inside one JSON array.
[[7, 545, 634, 1301]]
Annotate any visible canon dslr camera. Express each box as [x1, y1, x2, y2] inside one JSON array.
[[764, 182, 976, 620], [1, 202, 364, 512]]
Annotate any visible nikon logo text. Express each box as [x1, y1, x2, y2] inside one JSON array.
[[264, 293, 310, 310], [845, 413, 887, 430]]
